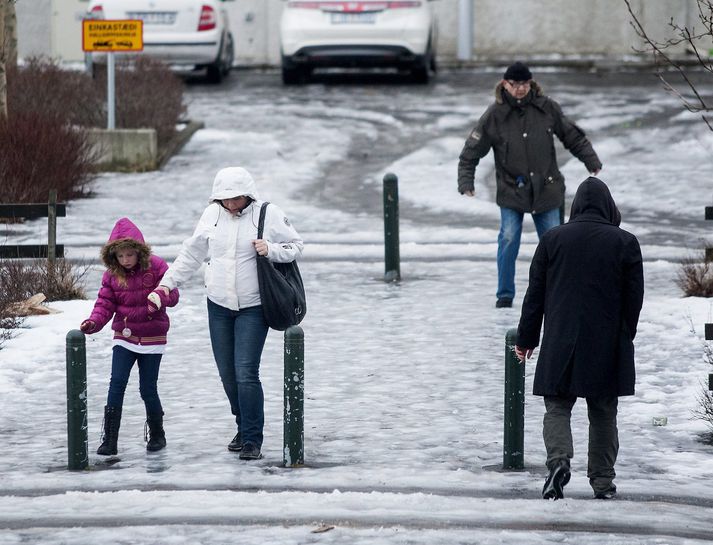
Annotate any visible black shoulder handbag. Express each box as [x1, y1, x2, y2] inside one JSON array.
[[256, 202, 306, 330]]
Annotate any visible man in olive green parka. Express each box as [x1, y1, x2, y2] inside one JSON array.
[[457, 62, 602, 308]]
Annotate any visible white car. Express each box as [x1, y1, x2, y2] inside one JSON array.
[[86, 0, 234, 83], [279, 0, 438, 84]]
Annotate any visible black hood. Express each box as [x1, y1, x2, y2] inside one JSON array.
[[569, 177, 621, 226]]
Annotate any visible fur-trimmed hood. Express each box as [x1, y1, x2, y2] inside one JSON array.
[[494, 80, 544, 104], [100, 217, 151, 276]]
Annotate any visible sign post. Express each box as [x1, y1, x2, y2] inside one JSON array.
[[107, 52, 115, 129], [81, 19, 144, 130]]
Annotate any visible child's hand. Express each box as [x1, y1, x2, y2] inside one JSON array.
[[147, 289, 167, 312], [147, 291, 162, 312], [80, 320, 96, 334]]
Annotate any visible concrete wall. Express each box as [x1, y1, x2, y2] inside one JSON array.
[[85, 128, 158, 172], [15, 0, 699, 65]]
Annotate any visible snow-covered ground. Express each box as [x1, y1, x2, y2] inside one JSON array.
[[1, 69, 713, 544]]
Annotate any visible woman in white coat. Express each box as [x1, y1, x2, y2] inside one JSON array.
[[158, 167, 304, 460]]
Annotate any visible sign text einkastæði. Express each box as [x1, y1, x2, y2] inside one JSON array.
[[82, 19, 144, 52]]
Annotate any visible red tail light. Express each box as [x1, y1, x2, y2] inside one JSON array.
[[89, 4, 105, 18], [288, 1, 421, 11], [198, 5, 216, 31]]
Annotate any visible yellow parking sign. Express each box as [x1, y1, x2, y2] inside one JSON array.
[[82, 19, 144, 52]]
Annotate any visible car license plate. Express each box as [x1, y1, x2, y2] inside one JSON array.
[[330, 13, 376, 24], [126, 11, 176, 25]]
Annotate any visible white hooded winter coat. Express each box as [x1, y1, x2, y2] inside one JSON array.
[[161, 167, 304, 311]]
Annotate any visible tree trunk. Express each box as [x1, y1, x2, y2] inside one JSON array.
[[0, 0, 7, 119], [4, 0, 16, 67]]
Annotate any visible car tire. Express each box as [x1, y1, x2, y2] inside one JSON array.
[[206, 32, 232, 84], [282, 65, 301, 85], [221, 33, 234, 77], [207, 64, 223, 84], [411, 40, 433, 84], [281, 57, 310, 85], [411, 63, 429, 84]]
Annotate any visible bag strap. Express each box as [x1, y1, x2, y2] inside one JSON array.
[[257, 201, 270, 239]]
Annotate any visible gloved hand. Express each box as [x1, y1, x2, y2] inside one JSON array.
[[147, 289, 167, 313], [80, 320, 96, 334]]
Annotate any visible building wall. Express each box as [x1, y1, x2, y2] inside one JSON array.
[[462, 0, 694, 58], [15, 0, 698, 65], [15, 0, 53, 60]]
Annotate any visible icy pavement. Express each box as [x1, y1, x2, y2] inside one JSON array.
[[1, 69, 713, 543]]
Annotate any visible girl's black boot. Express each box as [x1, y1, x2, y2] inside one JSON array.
[[97, 405, 122, 456], [145, 412, 166, 452]]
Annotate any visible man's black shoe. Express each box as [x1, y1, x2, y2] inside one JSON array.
[[239, 442, 262, 460], [594, 486, 617, 500], [542, 461, 571, 500], [227, 432, 242, 452], [496, 298, 513, 308]]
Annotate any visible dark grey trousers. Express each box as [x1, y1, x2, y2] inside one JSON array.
[[543, 395, 619, 493]]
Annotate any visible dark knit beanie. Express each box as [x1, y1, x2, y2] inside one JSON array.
[[503, 62, 532, 82]]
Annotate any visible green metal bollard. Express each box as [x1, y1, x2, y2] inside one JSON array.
[[284, 325, 304, 467], [503, 328, 525, 470], [66, 329, 88, 470], [383, 172, 401, 282]]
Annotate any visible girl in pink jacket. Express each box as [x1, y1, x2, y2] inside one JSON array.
[[81, 217, 179, 456]]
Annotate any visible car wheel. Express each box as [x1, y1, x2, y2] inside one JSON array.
[[411, 61, 429, 84], [222, 33, 234, 77], [282, 66, 301, 85], [207, 63, 223, 84], [411, 41, 433, 84], [281, 57, 309, 85], [206, 33, 232, 84]]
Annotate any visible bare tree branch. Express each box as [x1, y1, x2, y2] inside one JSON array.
[[625, 0, 713, 130]]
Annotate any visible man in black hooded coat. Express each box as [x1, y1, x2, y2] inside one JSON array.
[[515, 177, 644, 500]]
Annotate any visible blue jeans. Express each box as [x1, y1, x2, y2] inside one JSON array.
[[497, 207, 560, 300], [107, 346, 163, 415], [207, 299, 269, 448]]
